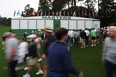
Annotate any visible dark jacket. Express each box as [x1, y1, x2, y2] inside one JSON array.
[[80, 31, 87, 39], [48, 41, 80, 77], [28, 42, 38, 58], [43, 34, 56, 56]]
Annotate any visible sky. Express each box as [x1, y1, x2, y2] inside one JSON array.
[[0, 0, 39, 18]]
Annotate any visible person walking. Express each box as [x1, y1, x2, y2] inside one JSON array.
[[15, 37, 29, 70], [23, 38, 43, 77], [42, 26, 56, 77], [48, 28, 83, 77], [102, 26, 116, 77], [4, 32, 19, 77]]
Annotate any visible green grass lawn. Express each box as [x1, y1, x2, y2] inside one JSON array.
[[0, 27, 106, 77]]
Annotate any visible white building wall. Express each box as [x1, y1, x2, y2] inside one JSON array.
[[12, 17, 100, 30], [69, 20, 77, 29], [85, 21, 93, 29], [29, 20, 36, 29], [20, 20, 28, 29], [93, 21, 100, 29], [37, 20, 44, 29], [11, 20, 19, 29], [61, 20, 68, 29], [45, 20, 53, 29], [78, 21, 85, 29]]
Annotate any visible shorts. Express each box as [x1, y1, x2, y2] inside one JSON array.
[[27, 57, 38, 66], [82, 39, 86, 42], [91, 37, 96, 40], [81, 37, 86, 39]]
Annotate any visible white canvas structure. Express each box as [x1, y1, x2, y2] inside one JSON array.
[[11, 16, 100, 30]]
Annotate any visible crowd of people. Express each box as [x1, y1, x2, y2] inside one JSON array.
[[67, 27, 108, 48], [2, 26, 116, 77]]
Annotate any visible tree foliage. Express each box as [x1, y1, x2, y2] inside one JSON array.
[[0, 17, 11, 26], [21, 0, 116, 27], [98, 0, 116, 26], [38, 0, 94, 13], [38, 0, 51, 11], [21, 0, 97, 17]]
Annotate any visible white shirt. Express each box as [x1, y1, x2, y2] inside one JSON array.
[[85, 30, 90, 36], [5, 38, 19, 60], [68, 30, 74, 37], [18, 42, 28, 56]]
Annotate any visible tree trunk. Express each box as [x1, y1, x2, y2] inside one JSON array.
[[74, 0, 76, 7]]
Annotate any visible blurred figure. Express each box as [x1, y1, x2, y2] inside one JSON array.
[[91, 28, 97, 46], [1, 35, 6, 49], [80, 30, 87, 48], [102, 26, 116, 77], [68, 30, 74, 45], [103, 28, 108, 40], [23, 32, 27, 39], [76, 30, 80, 46], [41, 32, 44, 40], [4, 32, 19, 77], [15, 37, 28, 70], [73, 30, 80, 46], [66, 35, 71, 50], [11, 33, 16, 38], [85, 28, 90, 46], [100, 28, 104, 43], [96, 28, 101, 43], [28, 31, 37, 39], [23, 38, 43, 77], [48, 28, 83, 77], [73, 30, 77, 45], [42, 26, 55, 77]]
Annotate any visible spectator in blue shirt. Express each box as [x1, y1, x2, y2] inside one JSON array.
[[48, 28, 83, 77]]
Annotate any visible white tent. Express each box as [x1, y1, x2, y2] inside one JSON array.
[[12, 16, 100, 30]]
